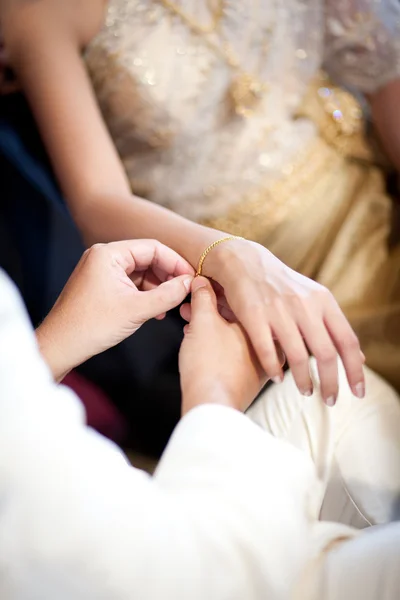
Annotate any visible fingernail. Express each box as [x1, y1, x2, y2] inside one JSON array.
[[272, 375, 283, 385], [192, 277, 208, 292], [353, 382, 365, 399], [183, 278, 192, 292], [325, 396, 336, 407], [302, 389, 313, 397]]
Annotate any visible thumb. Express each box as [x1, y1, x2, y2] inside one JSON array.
[[190, 277, 219, 326], [135, 275, 192, 322]]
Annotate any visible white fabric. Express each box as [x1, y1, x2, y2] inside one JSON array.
[[0, 268, 399, 599], [248, 360, 400, 528]]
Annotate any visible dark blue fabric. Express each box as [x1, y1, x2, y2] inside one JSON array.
[[0, 93, 183, 456], [0, 94, 83, 321]]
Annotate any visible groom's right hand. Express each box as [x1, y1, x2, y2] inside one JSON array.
[[179, 277, 273, 416]]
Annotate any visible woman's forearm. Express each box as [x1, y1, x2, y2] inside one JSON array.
[[1, 5, 226, 269], [75, 192, 224, 269]]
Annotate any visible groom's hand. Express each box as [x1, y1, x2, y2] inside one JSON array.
[[179, 278, 280, 416], [36, 240, 194, 381]]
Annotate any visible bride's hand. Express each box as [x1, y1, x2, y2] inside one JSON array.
[[201, 238, 365, 406]]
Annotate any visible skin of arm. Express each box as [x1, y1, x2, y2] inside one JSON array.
[[0, 0, 223, 271], [0, 0, 366, 402]]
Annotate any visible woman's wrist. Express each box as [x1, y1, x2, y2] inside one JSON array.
[[168, 221, 228, 272], [72, 191, 225, 266], [128, 196, 229, 272], [198, 236, 248, 279]]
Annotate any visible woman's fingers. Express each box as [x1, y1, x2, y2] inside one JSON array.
[[324, 301, 365, 398], [236, 305, 284, 382], [270, 309, 313, 396], [211, 240, 366, 400], [297, 316, 339, 405]]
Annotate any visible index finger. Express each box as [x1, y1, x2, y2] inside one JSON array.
[[108, 239, 194, 278]]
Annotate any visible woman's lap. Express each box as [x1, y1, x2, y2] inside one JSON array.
[[319, 522, 400, 600], [247, 359, 400, 528]]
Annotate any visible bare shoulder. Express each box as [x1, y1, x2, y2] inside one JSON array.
[[0, 0, 106, 48]]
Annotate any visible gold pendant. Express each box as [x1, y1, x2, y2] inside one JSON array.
[[230, 72, 266, 117]]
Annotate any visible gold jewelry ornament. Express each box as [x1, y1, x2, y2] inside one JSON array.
[[196, 236, 244, 277], [158, 0, 272, 117]]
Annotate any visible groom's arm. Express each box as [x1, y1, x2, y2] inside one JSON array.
[[0, 271, 316, 600]]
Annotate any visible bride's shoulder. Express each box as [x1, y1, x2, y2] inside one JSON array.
[[0, 0, 106, 48]]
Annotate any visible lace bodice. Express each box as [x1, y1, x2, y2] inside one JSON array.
[[85, 0, 400, 222]]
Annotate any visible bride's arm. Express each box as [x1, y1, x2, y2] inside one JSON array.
[[0, 271, 315, 600], [0, 0, 365, 402], [0, 0, 220, 261]]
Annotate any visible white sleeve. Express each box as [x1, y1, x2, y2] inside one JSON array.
[[0, 270, 317, 600]]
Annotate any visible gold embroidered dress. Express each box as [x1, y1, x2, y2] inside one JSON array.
[[85, 0, 400, 389]]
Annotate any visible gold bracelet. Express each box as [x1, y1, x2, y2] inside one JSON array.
[[196, 236, 244, 277]]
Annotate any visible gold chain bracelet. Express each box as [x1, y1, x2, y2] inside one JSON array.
[[196, 236, 244, 277]]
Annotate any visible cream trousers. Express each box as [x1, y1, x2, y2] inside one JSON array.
[[248, 359, 400, 599]]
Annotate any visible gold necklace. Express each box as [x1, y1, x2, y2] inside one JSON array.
[[158, 0, 224, 34], [158, 0, 271, 117]]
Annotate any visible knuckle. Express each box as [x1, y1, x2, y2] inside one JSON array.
[[317, 285, 332, 299], [288, 294, 306, 310], [91, 243, 105, 252], [338, 332, 360, 352], [247, 300, 265, 316], [287, 293, 318, 318], [88, 243, 107, 256], [308, 286, 333, 308], [314, 346, 337, 363], [286, 350, 309, 367], [259, 344, 278, 366], [280, 295, 302, 318], [270, 297, 286, 314]]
